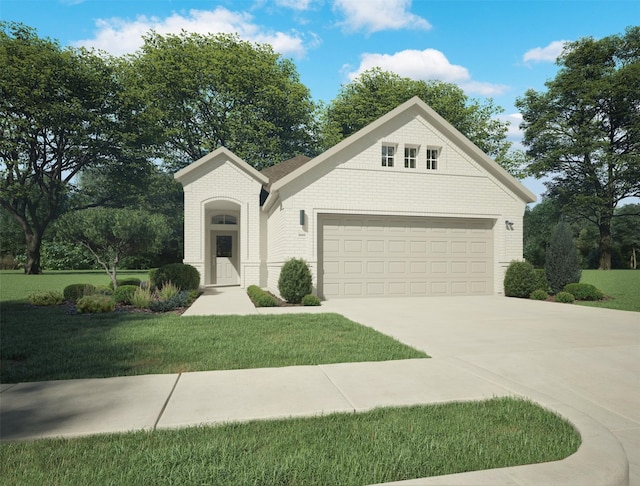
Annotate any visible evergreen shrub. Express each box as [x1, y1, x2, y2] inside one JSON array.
[[545, 219, 581, 294], [278, 258, 312, 304], [112, 285, 138, 305], [503, 261, 537, 298], [555, 291, 575, 304], [63, 284, 97, 302], [563, 283, 604, 301], [247, 285, 278, 307], [76, 294, 115, 313], [301, 294, 321, 306], [529, 289, 549, 301], [28, 291, 64, 306], [109, 278, 142, 290], [151, 263, 200, 291], [533, 269, 549, 292]]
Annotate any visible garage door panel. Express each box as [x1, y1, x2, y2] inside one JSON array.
[[321, 215, 493, 298]]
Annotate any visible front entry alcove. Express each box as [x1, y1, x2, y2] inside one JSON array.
[[205, 202, 240, 286]]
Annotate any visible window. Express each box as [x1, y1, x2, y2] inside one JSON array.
[[211, 214, 237, 225], [426, 148, 439, 170], [404, 146, 418, 168], [381, 144, 395, 167]]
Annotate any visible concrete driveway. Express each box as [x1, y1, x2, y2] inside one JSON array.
[[320, 295, 640, 485]]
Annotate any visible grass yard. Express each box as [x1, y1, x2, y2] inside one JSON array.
[[0, 271, 426, 383], [579, 270, 640, 312], [0, 397, 580, 486]]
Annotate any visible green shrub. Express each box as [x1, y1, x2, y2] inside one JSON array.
[[151, 263, 200, 291], [545, 219, 581, 294], [76, 294, 115, 313], [149, 290, 191, 312], [94, 286, 113, 296], [156, 281, 179, 301], [247, 285, 278, 307], [301, 294, 321, 306], [63, 284, 97, 302], [533, 269, 549, 292], [278, 258, 313, 304], [131, 286, 152, 309], [112, 285, 139, 305], [108, 278, 142, 290], [504, 261, 537, 298], [529, 289, 549, 301], [28, 291, 64, 306], [555, 291, 575, 304], [563, 283, 604, 301]]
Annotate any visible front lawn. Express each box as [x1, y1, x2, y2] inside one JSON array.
[[0, 271, 426, 383], [0, 397, 580, 486], [579, 270, 640, 312]]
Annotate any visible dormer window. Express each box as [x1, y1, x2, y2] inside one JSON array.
[[426, 148, 439, 170], [381, 144, 395, 167], [404, 146, 418, 168], [211, 214, 237, 225]]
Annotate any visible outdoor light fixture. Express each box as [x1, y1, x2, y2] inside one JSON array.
[[300, 209, 305, 226], [505, 220, 514, 230]]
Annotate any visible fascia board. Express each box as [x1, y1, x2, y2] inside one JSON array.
[[174, 147, 269, 185]]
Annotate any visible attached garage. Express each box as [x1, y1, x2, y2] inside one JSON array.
[[319, 214, 494, 298]]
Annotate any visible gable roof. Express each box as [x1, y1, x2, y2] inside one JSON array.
[[263, 96, 536, 210], [174, 146, 268, 185], [260, 155, 312, 188]]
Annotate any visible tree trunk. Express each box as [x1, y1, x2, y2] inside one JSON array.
[[598, 219, 613, 270], [24, 231, 43, 274]]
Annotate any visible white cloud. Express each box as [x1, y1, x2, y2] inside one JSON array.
[[523, 40, 568, 63], [276, 0, 315, 10], [73, 7, 309, 58], [500, 113, 524, 144], [347, 49, 509, 96], [333, 0, 431, 33]]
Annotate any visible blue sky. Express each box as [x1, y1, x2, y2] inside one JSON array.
[[2, 0, 638, 200]]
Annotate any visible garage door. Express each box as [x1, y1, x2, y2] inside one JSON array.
[[319, 214, 494, 298]]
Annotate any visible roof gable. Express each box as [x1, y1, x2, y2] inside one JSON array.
[[174, 147, 268, 186], [263, 97, 535, 210]]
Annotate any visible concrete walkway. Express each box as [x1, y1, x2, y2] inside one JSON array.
[[2, 288, 638, 485]]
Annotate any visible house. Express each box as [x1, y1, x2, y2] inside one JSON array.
[[174, 96, 536, 299]]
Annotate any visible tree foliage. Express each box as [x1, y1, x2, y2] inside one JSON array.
[[545, 219, 582, 294], [129, 31, 317, 171], [320, 68, 523, 177], [0, 22, 151, 274], [516, 27, 640, 270], [58, 208, 169, 288]]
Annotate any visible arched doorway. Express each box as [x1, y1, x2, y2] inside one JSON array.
[[206, 202, 240, 286]]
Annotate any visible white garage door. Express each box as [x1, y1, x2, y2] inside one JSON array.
[[319, 214, 494, 298]]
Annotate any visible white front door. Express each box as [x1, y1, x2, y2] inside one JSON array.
[[213, 232, 238, 285]]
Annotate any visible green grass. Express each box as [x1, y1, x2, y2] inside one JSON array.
[[0, 271, 426, 383], [0, 397, 580, 486], [579, 270, 640, 312]]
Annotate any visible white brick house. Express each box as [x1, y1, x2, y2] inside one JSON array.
[[174, 97, 536, 299]]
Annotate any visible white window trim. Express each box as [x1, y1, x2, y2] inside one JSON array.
[[381, 143, 397, 168], [404, 145, 419, 169], [426, 147, 440, 170]]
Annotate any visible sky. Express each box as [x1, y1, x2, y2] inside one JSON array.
[[2, 0, 638, 201]]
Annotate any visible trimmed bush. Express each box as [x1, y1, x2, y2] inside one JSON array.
[[555, 291, 575, 304], [76, 294, 115, 313], [278, 258, 313, 304], [108, 278, 142, 290], [529, 289, 549, 301], [563, 283, 604, 301], [94, 286, 113, 296], [533, 269, 549, 292], [63, 284, 97, 302], [151, 263, 200, 291], [301, 294, 321, 306], [247, 285, 278, 307], [504, 261, 537, 298], [112, 285, 139, 305], [28, 291, 64, 306], [545, 219, 581, 294]]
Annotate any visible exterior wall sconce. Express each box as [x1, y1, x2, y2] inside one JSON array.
[[505, 220, 514, 231], [300, 209, 305, 226]]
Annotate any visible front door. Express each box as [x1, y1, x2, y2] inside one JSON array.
[[213, 232, 238, 285]]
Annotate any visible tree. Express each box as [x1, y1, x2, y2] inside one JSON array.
[[612, 204, 640, 269], [58, 208, 169, 288], [516, 27, 640, 270], [130, 31, 317, 171], [523, 199, 562, 267], [0, 23, 150, 274], [545, 219, 582, 294], [320, 68, 523, 177]]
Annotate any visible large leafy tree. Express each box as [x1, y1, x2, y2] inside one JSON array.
[[320, 68, 522, 177], [130, 31, 317, 171], [516, 27, 640, 270], [0, 23, 151, 274]]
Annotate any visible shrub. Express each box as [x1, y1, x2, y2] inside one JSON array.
[[112, 285, 139, 305], [529, 289, 549, 301], [563, 283, 604, 301], [151, 263, 200, 291], [545, 219, 581, 294], [76, 294, 115, 313], [555, 291, 575, 304], [156, 281, 179, 301], [149, 290, 191, 312], [131, 286, 153, 309], [94, 286, 113, 296], [63, 284, 97, 302], [278, 258, 313, 304], [28, 291, 64, 306], [533, 269, 549, 292], [247, 285, 278, 307], [503, 261, 537, 298], [108, 278, 142, 290], [301, 294, 321, 306]]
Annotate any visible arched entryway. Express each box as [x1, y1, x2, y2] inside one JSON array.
[[205, 201, 241, 286]]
